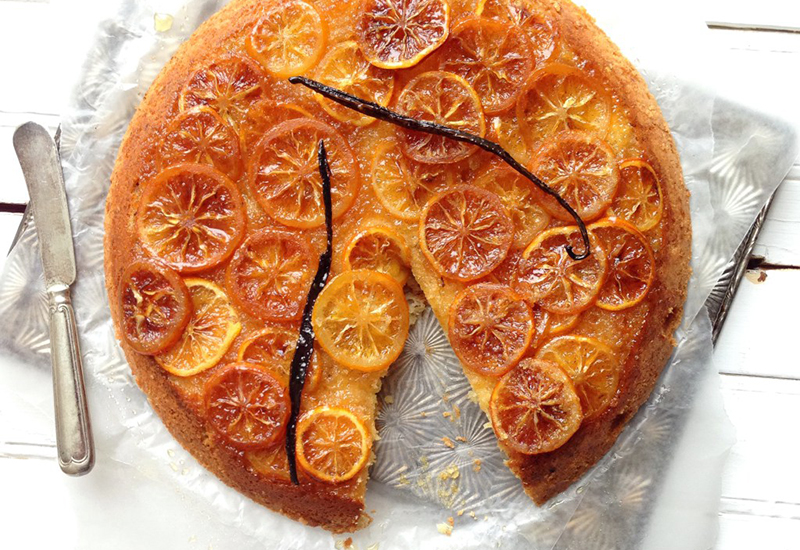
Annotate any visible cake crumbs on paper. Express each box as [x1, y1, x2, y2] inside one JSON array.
[[398, 473, 410, 486], [448, 516, 454, 526], [419, 411, 428, 418], [472, 459, 482, 473], [452, 404, 461, 418], [167, 449, 175, 458], [344, 537, 353, 549], [442, 392, 450, 403], [384, 395, 394, 404], [436, 522, 453, 536], [439, 464, 460, 481], [442, 436, 455, 449], [455, 436, 467, 443], [442, 411, 452, 420], [469, 511, 477, 520], [457, 509, 465, 517]]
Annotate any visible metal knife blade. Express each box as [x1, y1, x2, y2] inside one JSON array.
[[12, 122, 76, 290], [12, 121, 94, 476]]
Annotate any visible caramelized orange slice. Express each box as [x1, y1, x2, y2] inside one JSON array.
[[476, 0, 559, 66], [473, 160, 550, 249], [530, 304, 579, 349], [536, 335, 618, 419], [530, 131, 619, 222], [314, 40, 395, 127], [516, 226, 607, 314], [160, 106, 242, 181], [156, 279, 241, 377], [296, 406, 371, 483], [591, 218, 655, 310], [137, 164, 245, 273], [343, 226, 412, 286], [247, 119, 359, 228], [238, 100, 314, 155], [370, 141, 454, 221], [312, 270, 409, 372], [246, 0, 327, 78], [356, 0, 450, 69], [440, 17, 534, 115], [204, 362, 290, 449], [490, 359, 582, 454], [226, 229, 314, 321], [396, 71, 485, 164], [420, 185, 513, 281], [488, 111, 530, 166], [119, 260, 191, 355], [246, 445, 291, 482], [448, 283, 534, 377], [238, 326, 322, 393], [516, 64, 611, 148], [178, 54, 268, 128], [610, 159, 664, 232]]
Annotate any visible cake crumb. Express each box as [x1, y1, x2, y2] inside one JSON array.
[[442, 436, 455, 449], [455, 436, 467, 443], [472, 459, 482, 473], [467, 390, 479, 404], [419, 411, 428, 418], [436, 522, 453, 536], [442, 392, 450, 403], [457, 509, 465, 517], [439, 464, 460, 480], [384, 395, 394, 404], [443, 411, 451, 419], [453, 404, 461, 418], [398, 474, 410, 486], [344, 537, 353, 548], [469, 511, 477, 520], [447, 516, 454, 526], [483, 421, 492, 429]]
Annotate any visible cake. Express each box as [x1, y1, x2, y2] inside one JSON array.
[[104, 0, 691, 533]]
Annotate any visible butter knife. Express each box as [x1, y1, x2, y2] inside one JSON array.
[[13, 122, 95, 476]]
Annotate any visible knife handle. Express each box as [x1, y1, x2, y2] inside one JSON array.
[[49, 285, 94, 476]]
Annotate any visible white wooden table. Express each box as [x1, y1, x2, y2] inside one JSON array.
[[1, 1, 798, 548]]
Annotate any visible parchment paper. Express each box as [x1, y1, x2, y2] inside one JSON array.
[[0, 0, 797, 548]]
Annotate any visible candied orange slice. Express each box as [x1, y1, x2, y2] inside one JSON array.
[[440, 17, 534, 115], [536, 335, 618, 419], [296, 406, 371, 483], [204, 362, 290, 449], [530, 131, 619, 222], [160, 106, 242, 181], [490, 359, 582, 454], [248, 119, 359, 228], [238, 100, 313, 155], [312, 270, 409, 372], [246, 0, 327, 78], [489, 112, 530, 166], [356, 0, 450, 69], [314, 40, 395, 127], [370, 141, 454, 221], [156, 279, 241, 377], [396, 71, 485, 164], [473, 160, 550, 249], [476, 0, 559, 66], [516, 64, 611, 148], [516, 225, 607, 314], [246, 445, 291, 482], [238, 326, 322, 393], [610, 159, 664, 232], [591, 218, 655, 310], [531, 304, 579, 349], [420, 185, 513, 281], [226, 229, 314, 321], [119, 260, 191, 355], [448, 283, 534, 376], [178, 54, 268, 129], [137, 164, 245, 273], [343, 226, 411, 286]]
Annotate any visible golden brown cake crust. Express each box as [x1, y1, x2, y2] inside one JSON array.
[[105, 0, 369, 533], [105, 0, 691, 530]]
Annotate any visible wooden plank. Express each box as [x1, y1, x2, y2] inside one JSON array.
[[715, 269, 800, 379], [717, 502, 800, 550], [753, 172, 800, 267], [702, 0, 800, 30]]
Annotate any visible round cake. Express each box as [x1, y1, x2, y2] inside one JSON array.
[[104, 0, 691, 533]]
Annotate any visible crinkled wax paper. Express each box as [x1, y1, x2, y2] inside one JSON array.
[[1, 0, 797, 548]]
